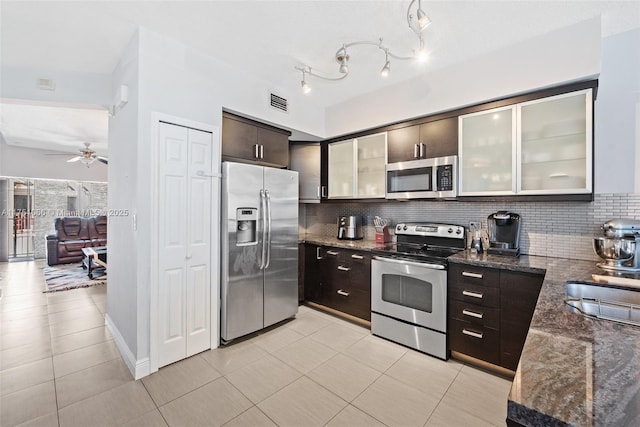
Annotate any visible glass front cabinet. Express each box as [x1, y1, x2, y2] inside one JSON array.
[[459, 89, 593, 196], [328, 132, 387, 199]]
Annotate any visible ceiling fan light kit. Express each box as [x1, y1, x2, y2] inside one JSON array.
[[295, 0, 431, 93]]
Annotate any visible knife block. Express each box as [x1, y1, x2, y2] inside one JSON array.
[[375, 226, 392, 243]]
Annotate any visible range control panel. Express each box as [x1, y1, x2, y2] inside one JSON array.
[[395, 223, 465, 240]]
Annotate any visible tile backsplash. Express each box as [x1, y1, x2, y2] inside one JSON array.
[[300, 193, 640, 261]]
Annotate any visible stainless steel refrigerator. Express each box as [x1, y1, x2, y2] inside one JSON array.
[[221, 162, 299, 342]]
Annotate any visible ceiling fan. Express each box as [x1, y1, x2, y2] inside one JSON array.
[[48, 142, 108, 167]]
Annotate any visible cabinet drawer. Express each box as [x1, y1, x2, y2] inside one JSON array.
[[449, 263, 500, 288], [449, 281, 500, 308], [449, 300, 499, 329], [333, 287, 371, 321], [448, 318, 500, 365]]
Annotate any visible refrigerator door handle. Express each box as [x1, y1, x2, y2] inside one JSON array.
[[265, 189, 272, 269], [259, 189, 267, 270]]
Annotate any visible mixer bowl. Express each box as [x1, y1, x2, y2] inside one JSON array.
[[593, 236, 636, 264]]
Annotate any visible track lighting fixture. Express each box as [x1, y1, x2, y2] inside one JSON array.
[[380, 50, 391, 77], [295, 0, 432, 93]]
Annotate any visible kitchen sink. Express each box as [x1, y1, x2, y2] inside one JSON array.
[[566, 281, 640, 327]]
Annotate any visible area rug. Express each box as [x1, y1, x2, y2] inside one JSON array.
[[42, 263, 106, 293]]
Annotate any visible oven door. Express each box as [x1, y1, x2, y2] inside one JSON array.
[[371, 257, 447, 332]]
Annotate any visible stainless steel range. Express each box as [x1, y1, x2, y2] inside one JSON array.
[[371, 223, 466, 360]]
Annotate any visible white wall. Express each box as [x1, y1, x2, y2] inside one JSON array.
[[324, 18, 601, 138], [0, 139, 107, 182], [0, 66, 111, 106], [106, 30, 141, 373], [594, 27, 640, 194]]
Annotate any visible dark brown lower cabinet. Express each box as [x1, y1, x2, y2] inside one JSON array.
[[448, 263, 544, 371], [303, 244, 371, 322]]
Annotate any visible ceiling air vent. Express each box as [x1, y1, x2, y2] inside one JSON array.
[[36, 78, 56, 91], [270, 93, 288, 113]]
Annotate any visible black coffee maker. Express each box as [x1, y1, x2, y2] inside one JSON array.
[[487, 211, 521, 257]]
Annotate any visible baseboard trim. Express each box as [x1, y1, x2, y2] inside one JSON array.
[[105, 314, 150, 380]]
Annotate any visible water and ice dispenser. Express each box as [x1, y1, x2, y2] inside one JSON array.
[[236, 208, 257, 245]]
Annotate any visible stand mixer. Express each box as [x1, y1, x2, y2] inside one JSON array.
[[594, 219, 640, 272]]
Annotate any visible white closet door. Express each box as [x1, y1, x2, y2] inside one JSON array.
[[185, 128, 212, 356], [158, 122, 212, 368]]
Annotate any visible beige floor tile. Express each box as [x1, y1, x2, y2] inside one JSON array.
[[1, 326, 51, 350], [286, 310, 333, 336], [51, 325, 112, 355], [385, 350, 463, 398], [55, 358, 133, 408], [439, 365, 512, 426], [309, 322, 368, 352], [226, 354, 302, 403], [14, 412, 59, 427], [223, 407, 277, 427], [0, 381, 57, 427], [352, 374, 439, 427], [121, 409, 168, 427], [49, 312, 105, 337], [272, 336, 337, 373], [325, 404, 386, 427], [0, 341, 53, 371], [142, 354, 222, 406], [258, 376, 347, 427], [200, 340, 268, 375], [47, 304, 102, 325], [0, 357, 54, 396], [1, 315, 50, 336], [307, 353, 381, 402], [46, 297, 96, 315], [0, 305, 49, 321], [252, 326, 304, 353], [58, 381, 156, 427], [45, 288, 91, 304], [425, 400, 496, 427], [343, 335, 408, 373], [53, 339, 120, 377], [159, 377, 252, 427]]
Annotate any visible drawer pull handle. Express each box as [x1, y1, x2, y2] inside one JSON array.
[[337, 289, 350, 297], [462, 329, 483, 339], [462, 271, 483, 279], [316, 247, 323, 260], [351, 254, 364, 260], [462, 309, 483, 319], [327, 250, 339, 256], [462, 290, 483, 299], [337, 266, 351, 271]]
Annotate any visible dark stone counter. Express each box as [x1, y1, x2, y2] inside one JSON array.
[[449, 251, 640, 427], [301, 234, 394, 252]]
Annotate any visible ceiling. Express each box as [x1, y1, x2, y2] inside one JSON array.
[[1, 1, 639, 152]]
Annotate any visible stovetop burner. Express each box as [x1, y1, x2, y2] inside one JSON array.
[[375, 223, 466, 264]]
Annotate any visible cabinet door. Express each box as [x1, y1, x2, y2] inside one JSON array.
[[304, 245, 329, 305], [500, 270, 544, 371], [517, 89, 592, 194], [222, 116, 258, 161], [356, 133, 386, 198], [459, 106, 517, 195], [387, 125, 420, 163], [328, 140, 355, 198], [259, 127, 289, 168], [290, 144, 321, 202], [419, 117, 458, 158]]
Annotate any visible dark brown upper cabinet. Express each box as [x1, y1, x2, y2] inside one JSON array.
[[222, 112, 291, 168], [387, 117, 458, 163]]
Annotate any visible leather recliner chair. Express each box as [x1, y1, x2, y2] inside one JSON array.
[[46, 216, 107, 266]]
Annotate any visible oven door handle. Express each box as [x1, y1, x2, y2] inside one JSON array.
[[373, 256, 445, 270]]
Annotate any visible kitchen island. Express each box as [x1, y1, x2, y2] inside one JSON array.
[[449, 251, 640, 427]]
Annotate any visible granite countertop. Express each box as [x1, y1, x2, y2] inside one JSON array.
[[301, 234, 394, 252], [449, 251, 640, 427]]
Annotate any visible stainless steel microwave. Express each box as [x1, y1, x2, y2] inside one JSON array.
[[386, 156, 457, 199]]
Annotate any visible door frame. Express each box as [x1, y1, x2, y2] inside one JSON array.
[[149, 112, 221, 375]]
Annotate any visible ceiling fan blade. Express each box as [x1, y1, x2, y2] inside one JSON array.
[[97, 156, 108, 165], [67, 156, 82, 163]]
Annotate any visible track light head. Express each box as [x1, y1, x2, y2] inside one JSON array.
[[301, 79, 311, 94], [380, 61, 391, 77], [416, 8, 431, 30], [336, 47, 350, 74]]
